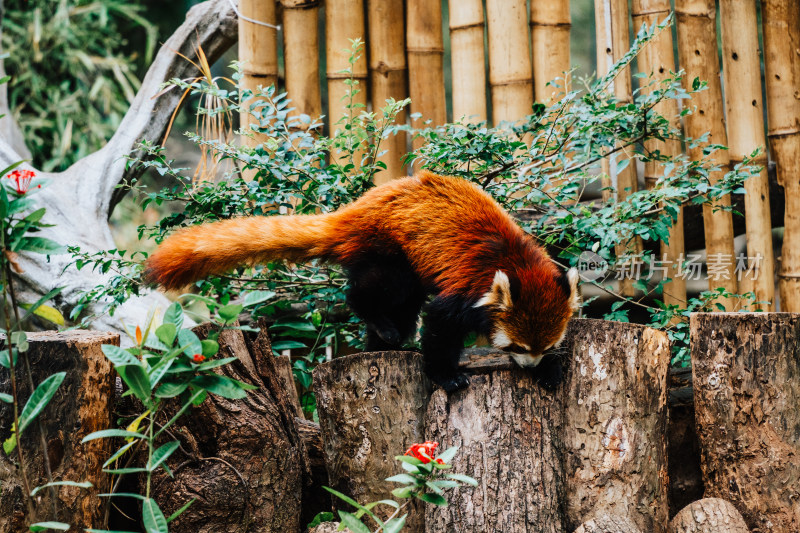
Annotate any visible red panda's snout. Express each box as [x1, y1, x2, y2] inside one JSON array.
[[478, 268, 579, 367]]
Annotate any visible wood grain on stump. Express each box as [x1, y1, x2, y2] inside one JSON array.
[[691, 313, 800, 531], [0, 331, 117, 532], [424, 369, 564, 533], [670, 498, 749, 533], [561, 319, 671, 533], [149, 321, 307, 533], [573, 514, 643, 533], [313, 351, 431, 532]]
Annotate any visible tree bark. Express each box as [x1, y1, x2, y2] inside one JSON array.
[[0, 331, 118, 532], [296, 416, 330, 529], [0, 0, 238, 338], [668, 369, 704, 518], [424, 368, 565, 533], [149, 320, 307, 533], [561, 319, 671, 533], [690, 312, 800, 531], [670, 498, 750, 533], [573, 515, 643, 533], [313, 351, 431, 532]]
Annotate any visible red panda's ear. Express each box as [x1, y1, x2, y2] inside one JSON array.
[[567, 267, 580, 311], [475, 271, 513, 309]]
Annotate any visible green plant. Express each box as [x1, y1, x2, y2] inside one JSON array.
[[0, 166, 72, 530], [317, 440, 477, 532], [81, 296, 271, 533], [2, 0, 156, 171]]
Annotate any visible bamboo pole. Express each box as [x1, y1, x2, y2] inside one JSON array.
[[239, 0, 279, 180], [367, 0, 407, 184], [530, 0, 571, 102], [325, 0, 368, 169], [594, 0, 641, 297], [448, 0, 487, 123], [325, 0, 368, 134], [281, 0, 322, 123], [631, 0, 686, 310], [762, 0, 800, 311], [407, 0, 446, 154], [718, 0, 775, 310], [675, 0, 739, 308], [486, 0, 533, 125]]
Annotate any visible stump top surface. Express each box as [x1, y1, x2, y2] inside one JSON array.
[[13, 330, 120, 345]]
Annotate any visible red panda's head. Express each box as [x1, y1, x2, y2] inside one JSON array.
[[476, 267, 579, 366]]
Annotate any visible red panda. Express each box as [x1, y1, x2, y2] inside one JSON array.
[[145, 171, 579, 391]]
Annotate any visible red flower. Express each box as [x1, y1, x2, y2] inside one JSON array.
[[404, 441, 443, 464], [192, 354, 206, 363], [7, 169, 36, 194]]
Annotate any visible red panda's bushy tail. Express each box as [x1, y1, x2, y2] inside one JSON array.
[[144, 214, 340, 290]]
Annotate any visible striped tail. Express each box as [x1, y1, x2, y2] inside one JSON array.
[[144, 214, 338, 290]]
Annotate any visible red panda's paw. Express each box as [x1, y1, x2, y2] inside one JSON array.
[[431, 372, 470, 393]]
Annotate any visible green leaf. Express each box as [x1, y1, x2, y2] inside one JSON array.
[[98, 493, 146, 501], [17, 236, 66, 255], [155, 323, 177, 347], [117, 365, 151, 404], [142, 498, 169, 533], [445, 473, 478, 486], [0, 392, 12, 403], [196, 357, 237, 370], [103, 467, 149, 475], [85, 529, 139, 533], [436, 446, 458, 464], [82, 429, 146, 443], [243, 290, 276, 307], [19, 372, 65, 434], [166, 498, 195, 523], [200, 339, 219, 357], [148, 441, 179, 472], [29, 522, 70, 531], [103, 440, 137, 468], [385, 473, 419, 485], [3, 428, 17, 455], [217, 303, 243, 323], [270, 340, 307, 351], [23, 207, 46, 223], [11, 331, 29, 352], [191, 374, 248, 399], [18, 286, 65, 325], [337, 511, 370, 533], [417, 492, 447, 506], [163, 302, 184, 329], [383, 515, 407, 533], [31, 480, 92, 497], [306, 511, 335, 530], [20, 303, 65, 326], [101, 345, 140, 367], [0, 348, 14, 369], [177, 329, 202, 356], [155, 381, 189, 398], [395, 455, 423, 466], [271, 320, 317, 332]]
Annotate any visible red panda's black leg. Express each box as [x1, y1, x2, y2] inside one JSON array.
[[344, 254, 426, 351], [534, 352, 563, 390]]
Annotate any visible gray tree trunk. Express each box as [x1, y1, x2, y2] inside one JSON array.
[[0, 0, 239, 339], [670, 498, 750, 533], [691, 312, 800, 532], [0, 331, 118, 532]]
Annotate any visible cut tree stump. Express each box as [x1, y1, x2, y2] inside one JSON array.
[[573, 514, 643, 533], [313, 352, 432, 532], [691, 313, 800, 531], [148, 321, 308, 533], [424, 361, 564, 533], [0, 331, 118, 532], [670, 498, 749, 533], [561, 319, 671, 533]]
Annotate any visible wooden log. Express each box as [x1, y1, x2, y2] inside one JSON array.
[[296, 417, 330, 529], [668, 369, 704, 518], [313, 352, 431, 531], [762, 0, 800, 311], [530, 0, 571, 102], [0, 331, 117, 532], [670, 498, 749, 533], [448, 0, 487, 123], [719, 0, 775, 309], [675, 0, 738, 307], [407, 0, 446, 153], [691, 313, 800, 531], [594, 0, 641, 297], [275, 354, 304, 417], [561, 319, 670, 533], [574, 515, 643, 533], [239, 0, 278, 181], [424, 366, 565, 532], [281, 0, 322, 123], [367, 0, 407, 184], [486, 0, 533, 125], [631, 0, 686, 310], [150, 322, 307, 533]]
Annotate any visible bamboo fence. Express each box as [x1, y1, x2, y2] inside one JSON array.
[[234, 0, 796, 312]]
